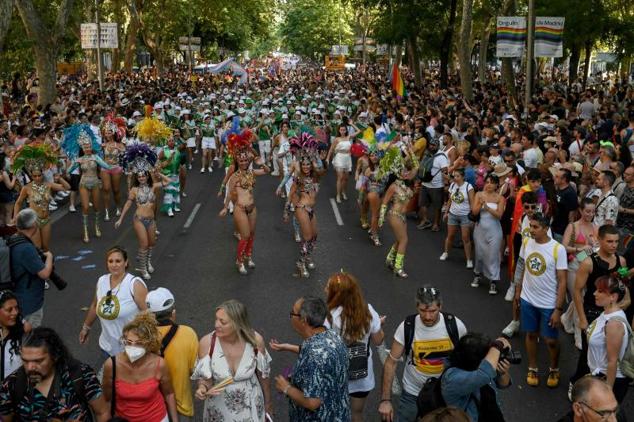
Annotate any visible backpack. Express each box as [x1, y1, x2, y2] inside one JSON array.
[[11, 359, 95, 421], [402, 312, 460, 361], [418, 152, 445, 183], [609, 315, 634, 379], [0, 237, 12, 290]]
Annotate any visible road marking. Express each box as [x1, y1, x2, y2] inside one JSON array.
[[329, 198, 344, 226], [184, 203, 202, 229]]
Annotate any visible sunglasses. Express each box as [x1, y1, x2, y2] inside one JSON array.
[[289, 311, 301, 319]]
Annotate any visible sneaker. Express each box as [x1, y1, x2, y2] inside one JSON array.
[[48, 203, 58, 211], [200, 167, 206, 173], [54, 193, 65, 201], [471, 274, 481, 287], [527, 369, 539, 387], [294, 232, 301, 243], [547, 369, 560, 388], [181, 192, 188, 198], [489, 283, 498, 295], [208, 167, 213, 174], [417, 221, 432, 230], [271, 171, 280, 176], [502, 320, 520, 338], [167, 209, 174, 217], [466, 259, 474, 269], [58, 191, 69, 198], [439, 252, 448, 261], [49, 199, 58, 206], [174, 207, 181, 213], [188, 164, 193, 170], [69, 204, 77, 213], [504, 283, 516, 302], [342, 192, 348, 200]]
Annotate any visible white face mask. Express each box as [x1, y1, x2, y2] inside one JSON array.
[[125, 345, 146, 363]]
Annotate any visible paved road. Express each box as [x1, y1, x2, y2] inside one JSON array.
[[42, 157, 633, 421]]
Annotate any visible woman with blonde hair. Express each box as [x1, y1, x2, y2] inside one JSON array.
[[192, 299, 272, 421], [324, 272, 384, 422], [102, 312, 179, 422]]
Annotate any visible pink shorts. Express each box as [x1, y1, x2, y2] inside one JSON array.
[[102, 166, 123, 175]]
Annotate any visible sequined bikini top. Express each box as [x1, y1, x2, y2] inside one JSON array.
[[136, 185, 155, 205], [104, 144, 122, 165], [393, 180, 413, 203], [297, 175, 318, 194], [30, 182, 51, 209], [237, 170, 255, 191], [80, 158, 98, 175]]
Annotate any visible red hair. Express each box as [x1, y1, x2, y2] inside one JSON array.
[[326, 273, 371, 343]]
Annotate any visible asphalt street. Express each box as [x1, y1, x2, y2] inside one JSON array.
[[42, 156, 633, 421]]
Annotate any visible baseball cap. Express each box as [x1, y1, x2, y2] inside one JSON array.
[[146, 287, 175, 312]]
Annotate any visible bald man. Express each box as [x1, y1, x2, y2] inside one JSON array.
[[557, 376, 621, 422]]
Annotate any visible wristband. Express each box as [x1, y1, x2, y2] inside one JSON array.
[[491, 340, 505, 354], [81, 324, 91, 332], [283, 385, 291, 396]]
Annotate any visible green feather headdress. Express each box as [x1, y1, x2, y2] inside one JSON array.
[[12, 142, 58, 174]]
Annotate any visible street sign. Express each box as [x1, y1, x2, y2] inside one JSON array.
[[376, 44, 389, 55], [355, 37, 375, 45], [331, 45, 349, 56], [179, 36, 201, 45], [354, 45, 376, 52], [81, 23, 118, 49], [179, 44, 201, 52]]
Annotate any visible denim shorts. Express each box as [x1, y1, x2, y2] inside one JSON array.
[[448, 212, 472, 227], [520, 298, 559, 338]]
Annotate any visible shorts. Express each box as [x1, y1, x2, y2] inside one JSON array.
[[258, 140, 271, 154], [69, 173, 81, 191], [25, 307, 44, 328], [419, 186, 443, 212], [520, 298, 559, 339], [448, 212, 471, 227], [186, 137, 196, 148], [202, 137, 216, 150], [349, 390, 370, 398]]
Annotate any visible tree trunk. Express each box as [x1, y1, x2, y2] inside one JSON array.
[[568, 43, 581, 86], [440, 0, 458, 89], [478, 16, 492, 83], [124, 2, 140, 73], [408, 35, 422, 86], [458, 0, 474, 101], [394, 44, 402, 67], [582, 39, 592, 90], [0, 0, 14, 53], [15, 0, 75, 106], [500, 0, 517, 103]]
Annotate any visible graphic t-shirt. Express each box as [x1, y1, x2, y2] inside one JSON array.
[[393, 314, 467, 396], [519, 238, 567, 308]]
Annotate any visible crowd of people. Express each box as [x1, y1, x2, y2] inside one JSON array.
[[1, 61, 634, 421]]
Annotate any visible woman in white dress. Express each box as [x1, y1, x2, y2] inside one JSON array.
[[327, 123, 360, 203], [193, 299, 272, 422]]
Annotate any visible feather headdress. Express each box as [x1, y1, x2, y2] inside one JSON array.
[[100, 114, 127, 141], [221, 116, 241, 146], [12, 142, 58, 174], [134, 117, 172, 145], [227, 128, 253, 160], [290, 131, 321, 164], [377, 146, 405, 180], [62, 124, 101, 159], [119, 143, 158, 175]]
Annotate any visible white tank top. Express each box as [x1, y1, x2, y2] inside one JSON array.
[[96, 273, 146, 355], [587, 309, 629, 378]]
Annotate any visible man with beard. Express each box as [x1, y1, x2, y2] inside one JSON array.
[[0, 327, 110, 421]]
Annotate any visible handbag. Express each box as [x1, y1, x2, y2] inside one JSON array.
[[468, 212, 480, 223]]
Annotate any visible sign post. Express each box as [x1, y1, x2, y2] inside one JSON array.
[[179, 36, 201, 73], [95, 0, 103, 91]]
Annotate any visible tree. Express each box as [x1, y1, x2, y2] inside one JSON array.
[[280, 0, 353, 60], [15, 0, 76, 105], [0, 0, 14, 53], [458, 0, 474, 101], [440, 0, 458, 89]]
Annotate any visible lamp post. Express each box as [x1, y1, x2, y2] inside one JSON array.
[[95, 0, 103, 91]]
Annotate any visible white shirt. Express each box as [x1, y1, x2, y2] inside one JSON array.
[[324, 304, 382, 393], [393, 314, 467, 396], [519, 238, 567, 308], [587, 310, 629, 378], [448, 182, 473, 216], [523, 147, 541, 168], [95, 273, 146, 355], [1, 337, 22, 379], [422, 152, 449, 189], [568, 138, 584, 157]]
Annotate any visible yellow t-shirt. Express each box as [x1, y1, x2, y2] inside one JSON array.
[[158, 324, 199, 417]]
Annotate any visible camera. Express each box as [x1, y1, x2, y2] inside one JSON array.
[[500, 347, 522, 365], [36, 249, 67, 291]]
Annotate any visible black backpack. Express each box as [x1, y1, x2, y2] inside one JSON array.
[[418, 152, 445, 183]]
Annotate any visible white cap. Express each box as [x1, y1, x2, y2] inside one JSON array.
[[146, 287, 175, 312], [132, 111, 142, 118], [238, 108, 246, 114]]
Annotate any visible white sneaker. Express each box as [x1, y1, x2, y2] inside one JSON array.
[[181, 192, 188, 198], [504, 283, 516, 302], [502, 320, 520, 338], [49, 199, 58, 206], [439, 252, 448, 261], [48, 203, 58, 211], [59, 191, 69, 197], [188, 164, 192, 170], [466, 260, 474, 269], [208, 167, 213, 174], [271, 171, 279, 176], [200, 167, 205, 173], [69, 204, 77, 213], [54, 193, 64, 201], [174, 206, 181, 213], [167, 209, 174, 217], [471, 275, 481, 287]]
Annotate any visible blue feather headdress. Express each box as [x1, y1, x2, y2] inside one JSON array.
[[62, 124, 101, 159], [119, 143, 158, 174], [221, 116, 241, 145]]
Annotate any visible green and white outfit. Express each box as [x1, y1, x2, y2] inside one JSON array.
[[160, 146, 181, 213], [201, 123, 216, 150]]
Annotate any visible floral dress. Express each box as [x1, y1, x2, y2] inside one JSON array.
[[191, 334, 272, 422]]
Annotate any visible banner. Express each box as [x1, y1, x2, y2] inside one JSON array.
[[496, 17, 526, 57], [80, 23, 118, 49], [535, 17, 565, 57]]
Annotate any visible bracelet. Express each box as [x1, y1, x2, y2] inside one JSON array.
[[81, 324, 91, 332], [283, 385, 291, 396]]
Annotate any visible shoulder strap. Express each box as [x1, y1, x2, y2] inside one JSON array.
[[11, 367, 28, 409], [110, 355, 116, 417], [67, 360, 85, 398], [596, 192, 616, 209], [442, 313, 460, 347], [208, 331, 217, 358], [553, 242, 560, 262], [160, 324, 179, 357], [403, 314, 417, 361]]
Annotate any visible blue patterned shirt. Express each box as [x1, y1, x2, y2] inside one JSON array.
[[289, 329, 350, 421]]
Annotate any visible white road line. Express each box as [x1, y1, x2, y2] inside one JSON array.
[[184, 203, 202, 229], [329, 198, 344, 226]]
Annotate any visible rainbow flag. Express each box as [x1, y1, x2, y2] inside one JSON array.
[[534, 17, 565, 57], [391, 64, 406, 98]]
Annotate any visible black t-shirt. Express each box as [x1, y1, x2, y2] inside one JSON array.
[[551, 185, 578, 235]]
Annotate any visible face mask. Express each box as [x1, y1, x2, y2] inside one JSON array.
[[125, 345, 146, 363]]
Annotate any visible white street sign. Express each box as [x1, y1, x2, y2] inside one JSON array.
[[81, 23, 118, 49], [179, 36, 201, 45], [179, 44, 201, 52]]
